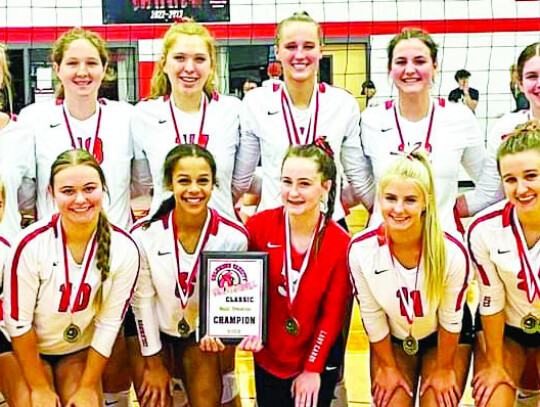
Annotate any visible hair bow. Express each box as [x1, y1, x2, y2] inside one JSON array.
[[313, 136, 334, 159]]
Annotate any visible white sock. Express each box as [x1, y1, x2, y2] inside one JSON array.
[[103, 390, 130, 407], [221, 371, 239, 404], [514, 388, 540, 407], [171, 378, 189, 407]]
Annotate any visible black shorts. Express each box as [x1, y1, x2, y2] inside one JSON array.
[[505, 324, 540, 348], [391, 331, 438, 354], [123, 306, 138, 338], [160, 331, 197, 344], [459, 302, 479, 345], [40, 347, 89, 367], [0, 329, 12, 354]]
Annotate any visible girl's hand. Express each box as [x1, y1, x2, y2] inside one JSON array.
[[199, 335, 226, 352], [30, 386, 60, 407], [420, 367, 461, 407], [138, 359, 171, 407], [237, 336, 264, 353], [291, 370, 320, 407], [472, 364, 515, 407], [372, 365, 413, 407], [65, 386, 100, 407]]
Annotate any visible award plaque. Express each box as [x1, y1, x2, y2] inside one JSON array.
[[199, 251, 268, 344]]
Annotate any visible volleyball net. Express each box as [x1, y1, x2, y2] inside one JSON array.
[[0, 0, 539, 134]]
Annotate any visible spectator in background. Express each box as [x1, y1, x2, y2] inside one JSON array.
[[361, 79, 377, 109], [449, 69, 479, 112], [262, 61, 282, 87], [510, 63, 530, 112], [242, 77, 259, 97]]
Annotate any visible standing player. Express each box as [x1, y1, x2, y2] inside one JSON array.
[[131, 144, 248, 407], [131, 20, 240, 221], [233, 11, 375, 223], [349, 151, 471, 407], [2, 149, 139, 406], [240, 140, 351, 407], [360, 28, 485, 235], [17, 27, 149, 230], [459, 43, 540, 217], [468, 121, 540, 407]]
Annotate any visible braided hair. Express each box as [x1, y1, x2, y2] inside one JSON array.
[[49, 149, 110, 307]]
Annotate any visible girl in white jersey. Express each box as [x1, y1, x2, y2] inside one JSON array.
[[349, 151, 471, 407], [460, 43, 540, 217], [2, 149, 139, 407], [0, 42, 34, 240], [131, 21, 240, 221], [131, 144, 247, 407], [360, 28, 485, 235], [232, 11, 374, 222], [468, 121, 540, 407]]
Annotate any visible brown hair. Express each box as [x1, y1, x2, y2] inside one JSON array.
[[387, 28, 438, 71], [49, 149, 111, 306], [275, 11, 323, 46], [516, 42, 540, 83], [497, 120, 540, 173], [52, 28, 114, 99], [149, 21, 217, 98]]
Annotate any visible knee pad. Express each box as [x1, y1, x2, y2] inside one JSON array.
[[221, 371, 239, 404], [103, 390, 130, 407], [514, 388, 540, 407], [171, 377, 189, 407]]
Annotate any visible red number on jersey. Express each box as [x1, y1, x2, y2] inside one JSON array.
[[84, 137, 104, 165], [396, 288, 424, 318], [58, 282, 92, 312]]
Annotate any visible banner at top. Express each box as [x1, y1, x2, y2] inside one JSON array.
[[102, 0, 230, 24]]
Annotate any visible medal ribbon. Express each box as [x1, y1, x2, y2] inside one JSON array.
[[281, 84, 319, 146], [62, 103, 102, 160], [56, 218, 98, 314], [393, 101, 435, 153], [169, 95, 208, 146], [282, 211, 324, 304], [170, 210, 212, 309], [388, 237, 422, 326], [510, 207, 540, 303]]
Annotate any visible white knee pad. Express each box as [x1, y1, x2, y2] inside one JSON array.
[[221, 371, 239, 404], [103, 390, 130, 407], [514, 388, 540, 407]]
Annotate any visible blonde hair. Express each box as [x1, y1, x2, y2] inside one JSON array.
[[379, 151, 445, 305], [52, 28, 114, 99], [0, 43, 13, 114], [275, 11, 323, 46], [497, 120, 540, 172], [149, 21, 216, 98]]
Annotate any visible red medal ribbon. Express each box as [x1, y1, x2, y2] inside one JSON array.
[[393, 102, 435, 153], [281, 85, 320, 146], [169, 96, 209, 148], [62, 103, 103, 162]]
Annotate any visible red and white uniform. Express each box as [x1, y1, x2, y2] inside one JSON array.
[[131, 209, 248, 356], [233, 83, 375, 220], [464, 109, 532, 215], [131, 94, 240, 220], [0, 119, 34, 240], [3, 213, 140, 357], [361, 98, 485, 234], [349, 224, 470, 342], [18, 98, 149, 229], [246, 208, 351, 378], [468, 200, 540, 327]]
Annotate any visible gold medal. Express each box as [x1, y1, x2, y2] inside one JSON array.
[[63, 323, 81, 343], [178, 318, 191, 338], [403, 335, 419, 356], [284, 317, 299, 336], [521, 314, 538, 334]]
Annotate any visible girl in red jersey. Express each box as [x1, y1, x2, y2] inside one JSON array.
[[2, 149, 139, 407], [241, 139, 351, 407]]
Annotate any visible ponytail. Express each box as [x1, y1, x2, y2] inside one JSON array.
[[94, 210, 111, 307]]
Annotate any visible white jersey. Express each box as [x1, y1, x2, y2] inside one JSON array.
[[349, 225, 470, 342], [3, 213, 139, 357], [18, 98, 148, 230], [361, 98, 485, 234], [131, 208, 248, 356], [131, 94, 240, 220], [468, 200, 540, 328], [0, 235, 10, 339], [233, 82, 375, 220], [464, 109, 532, 215], [0, 119, 34, 239]]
